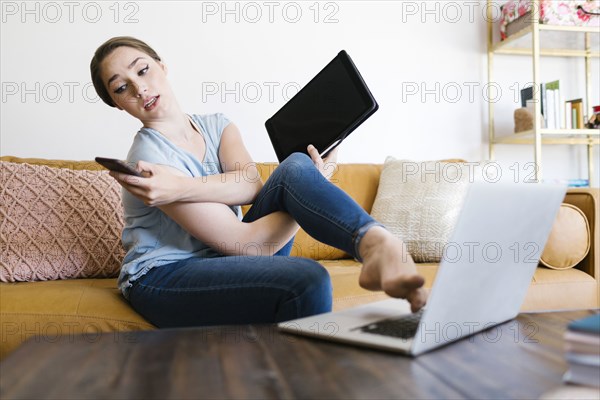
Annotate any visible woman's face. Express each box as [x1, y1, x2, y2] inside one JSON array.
[[100, 46, 171, 121]]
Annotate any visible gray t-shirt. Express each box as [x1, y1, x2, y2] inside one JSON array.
[[118, 113, 241, 298]]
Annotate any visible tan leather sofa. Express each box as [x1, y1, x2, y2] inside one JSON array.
[[1, 157, 598, 360]]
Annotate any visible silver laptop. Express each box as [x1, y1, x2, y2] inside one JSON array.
[[278, 181, 566, 356]]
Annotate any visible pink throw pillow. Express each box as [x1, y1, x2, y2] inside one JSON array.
[[0, 162, 125, 282]]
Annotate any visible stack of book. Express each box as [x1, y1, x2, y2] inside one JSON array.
[[520, 81, 586, 130], [563, 314, 600, 388]]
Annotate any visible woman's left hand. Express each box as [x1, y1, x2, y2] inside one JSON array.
[[307, 144, 338, 181]]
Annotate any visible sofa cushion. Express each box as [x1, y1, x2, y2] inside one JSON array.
[[0, 162, 125, 282], [523, 267, 599, 311], [0, 279, 155, 359], [540, 203, 590, 270], [370, 157, 471, 262], [0, 156, 104, 171]]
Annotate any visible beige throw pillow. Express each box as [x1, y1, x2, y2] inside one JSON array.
[[0, 162, 125, 282], [370, 157, 471, 263], [540, 203, 590, 270]]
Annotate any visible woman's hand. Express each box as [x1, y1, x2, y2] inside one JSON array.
[[109, 160, 187, 207], [307, 144, 338, 180]]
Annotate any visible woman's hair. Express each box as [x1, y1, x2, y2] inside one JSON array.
[[90, 36, 161, 107]]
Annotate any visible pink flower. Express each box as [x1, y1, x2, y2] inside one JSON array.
[[504, 1, 516, 16], [518, 3, 529, 16], [556, 3, 570, 16], [577, 8, 591, 22]]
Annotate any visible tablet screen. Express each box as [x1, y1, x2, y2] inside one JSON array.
[[266, 51, 378, 162]]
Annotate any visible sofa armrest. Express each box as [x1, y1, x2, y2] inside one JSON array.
[[563, 188, 599, 279]]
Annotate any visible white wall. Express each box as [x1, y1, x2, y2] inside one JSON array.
[[1, 1, 598, 185]]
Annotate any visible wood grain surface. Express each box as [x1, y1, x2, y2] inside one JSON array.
[[1, 310, 597, 399]]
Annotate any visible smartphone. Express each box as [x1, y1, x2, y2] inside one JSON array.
[[95, 157, 144, 177]]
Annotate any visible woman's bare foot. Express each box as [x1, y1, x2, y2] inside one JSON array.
[[358, 226, 428, 312]]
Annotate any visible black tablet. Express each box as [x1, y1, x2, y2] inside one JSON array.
[[265, 50, 378, 162]]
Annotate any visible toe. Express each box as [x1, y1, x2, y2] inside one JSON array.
[[382, 274, 425, 298], [408, 288, 428, 313]]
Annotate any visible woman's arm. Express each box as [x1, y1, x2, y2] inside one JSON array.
[[112, 122, 263, 207], [159, 201, 298, 256], [155, 145, 339, 256]]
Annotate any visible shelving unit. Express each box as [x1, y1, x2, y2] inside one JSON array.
[[487, 0, 600, 184]]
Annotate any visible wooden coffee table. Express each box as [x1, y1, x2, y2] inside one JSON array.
[[1, 310, 598, 399]]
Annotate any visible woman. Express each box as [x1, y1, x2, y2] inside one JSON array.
[[90, 36, 427, 327]]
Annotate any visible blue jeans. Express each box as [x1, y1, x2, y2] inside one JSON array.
[[129, 153, 380, 327]]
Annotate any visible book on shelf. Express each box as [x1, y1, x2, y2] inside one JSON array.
[[566, 99, 585, 129], [541, 83, 549, 128], [520, 84, 547, 129], [563, 314, 600, 388], [545, 80, 562, 130], [520, 85, 544, 113]]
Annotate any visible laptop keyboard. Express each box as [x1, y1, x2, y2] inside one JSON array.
[[356, 308, 425, 339]]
